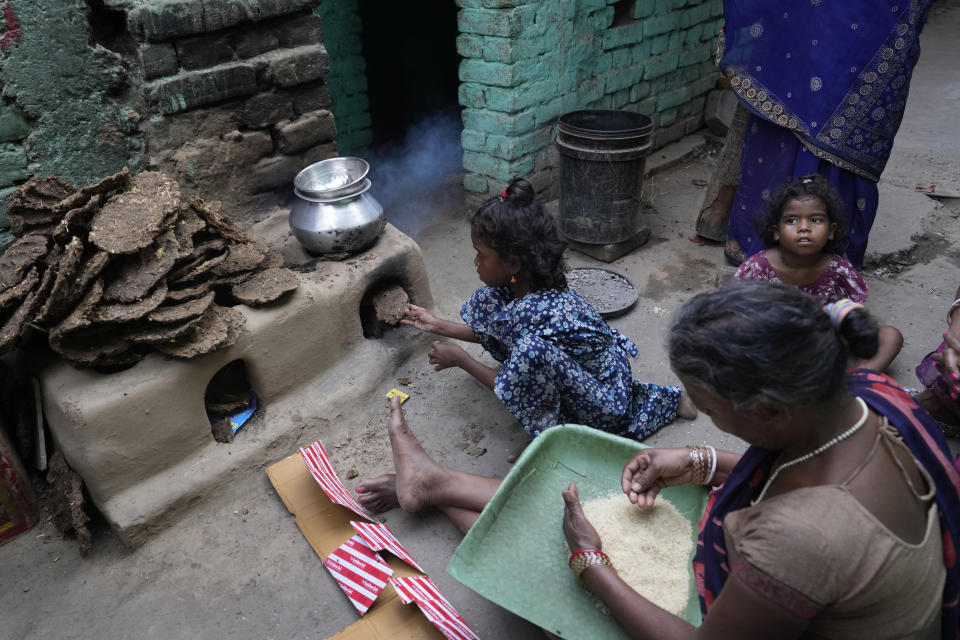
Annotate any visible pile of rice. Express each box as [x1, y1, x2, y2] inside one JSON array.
[[579, 492, 694, 616]]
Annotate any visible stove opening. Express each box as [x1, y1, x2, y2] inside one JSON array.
[[204, 359, 258, 443], [360, 280, 410, 338]]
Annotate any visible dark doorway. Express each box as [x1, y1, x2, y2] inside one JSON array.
[[356, 1, 464, 237]]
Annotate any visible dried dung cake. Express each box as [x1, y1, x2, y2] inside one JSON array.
[[0, 266, 39, 311], [0, 168, 294, 368], [146, 290, 215, 323], [0, 233, 49, 290], [102, 231, 180, 303], [52, 194, 101, 244], [124, 312, 205, 345], [90, 282, 168, 324], [46, 452, 92, 557], [90, 171, 179, 254], [231, 268, 299, 305], [372, 285, 409, 325], [210, 240, 267, 276], [33, 237, 84, 324], [155, 304, 246, 358]]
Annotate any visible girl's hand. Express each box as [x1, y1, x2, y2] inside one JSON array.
[[932, 329, 960, 395], [621, 448, 694, 507], [428, 341, 466, 370], [401, 304, 442, 333], [562, 483, 602, 552]]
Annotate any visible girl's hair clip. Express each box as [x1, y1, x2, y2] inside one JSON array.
[[500, 188, 509, 198], [800, 177, 815, 184]]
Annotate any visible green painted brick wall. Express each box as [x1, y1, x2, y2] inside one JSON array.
[[315, 0, 371, 159], [456, 0, 722, 200]]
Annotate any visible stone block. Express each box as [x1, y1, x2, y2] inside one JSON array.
[[630, 80, 652, 102], [462, 107, 535, 136], [275, 12, 323, 47], [602, 21, 644, 50], [457, 7, 521, 37], [135, 0, 205, 42], [261, 44, 329, 87], [461, 129, 487, 152], [138, 43, 179, 81], [301, 140, 338, 166], [242, 91, 294, 128], [463, 150, 534, 182], [611, 88, 631, 109], [485, 126, 552, 161], [456, 34, 484, 59], [463, 172, 490, 193], [535, 97, 561, 126], [679, 42, 712, 68], [275, 109, 336, 153], [0, 105, 31, 143], [606, 66, 644, 92], [459, 58, 519, 87], [703, 88, 737, 136], [249, 154, 302, 191], [644, 11, 682, 38], [175, 33, 235, 70], [657, 85, 692, 111], [220, 130, 274, 167], [288, 82, 332, 114], [252, 0, 321, 19], [142, 103, 243, 152], [0, 143, 28, 186], [200, 0, 253, 32], [482, 35, 520, 63], [658, 107, 678, 127], [146, 62, 258, 115], [642, 52, 679, 80], [233, 26, 280, 58]]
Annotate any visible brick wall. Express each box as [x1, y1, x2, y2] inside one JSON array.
[[455, 0, 722, 203], [314, 0, 371, 158], [129, 0, 337, 219]]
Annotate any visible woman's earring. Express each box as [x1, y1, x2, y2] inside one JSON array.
[[510, 274, 518, 284]]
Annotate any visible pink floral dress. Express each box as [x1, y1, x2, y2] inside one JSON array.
[[733, 251, 868, 304]]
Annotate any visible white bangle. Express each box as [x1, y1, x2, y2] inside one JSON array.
[[948, 299, 960, 326], [704, 445, 718, 485]]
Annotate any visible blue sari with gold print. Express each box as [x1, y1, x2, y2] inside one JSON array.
[[720, 0, 933, 267]]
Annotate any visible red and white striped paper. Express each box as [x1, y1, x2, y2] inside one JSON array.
[[351, 520, 425, 573], [324, 535, 394, 615], [299, 440, 372, 521], [390, 576, 479, 640]]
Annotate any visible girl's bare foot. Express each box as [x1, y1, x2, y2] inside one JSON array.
[[356, 474, 400, 513], [383, 396, 450, 513], [677, 394, 698, 420]]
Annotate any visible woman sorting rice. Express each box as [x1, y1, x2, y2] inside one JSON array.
[[562, 281, 960, 639]]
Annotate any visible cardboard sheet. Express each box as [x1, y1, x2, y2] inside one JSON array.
[[267, 447, 474, 640]]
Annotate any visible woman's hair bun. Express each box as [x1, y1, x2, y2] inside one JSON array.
[[504, 178, 536, 207], [838, 307, 879, 360]]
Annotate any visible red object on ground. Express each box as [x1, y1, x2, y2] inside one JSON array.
[[0, 427, 38, 545], [689, 236, 705, 246]]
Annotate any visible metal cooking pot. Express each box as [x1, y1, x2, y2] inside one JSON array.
[[289, 160, 386, 254]]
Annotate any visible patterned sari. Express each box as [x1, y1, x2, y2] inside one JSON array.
[[693, 369, 960, 638], [720, 0, 933, 267]]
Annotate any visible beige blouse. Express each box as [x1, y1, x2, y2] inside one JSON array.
[[723, 422, 945, 639]]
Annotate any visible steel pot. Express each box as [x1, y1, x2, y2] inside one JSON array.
[[289, 178, 386, 254]]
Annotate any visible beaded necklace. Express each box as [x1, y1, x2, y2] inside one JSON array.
[[751, 397, 870, 505]]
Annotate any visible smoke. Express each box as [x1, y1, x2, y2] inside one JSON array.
[[367, 109, 464, 239]]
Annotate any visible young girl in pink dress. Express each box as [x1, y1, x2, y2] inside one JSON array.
[[734, 174, 903, 371]]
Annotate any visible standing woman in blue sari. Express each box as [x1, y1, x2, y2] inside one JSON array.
[[718, 0, 933, 267]]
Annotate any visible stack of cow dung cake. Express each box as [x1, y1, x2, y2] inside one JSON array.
[[0, 168, 300, 370]]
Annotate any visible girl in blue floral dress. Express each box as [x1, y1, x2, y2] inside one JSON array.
[[402, 178, 697, 444]]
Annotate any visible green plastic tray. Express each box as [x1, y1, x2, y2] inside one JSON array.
[[447, 424, 707, 639]]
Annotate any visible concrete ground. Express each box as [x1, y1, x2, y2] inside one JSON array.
[[3, 2, 959, 638]]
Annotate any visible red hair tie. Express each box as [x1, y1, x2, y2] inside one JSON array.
[[500, 188, 508, 198]]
